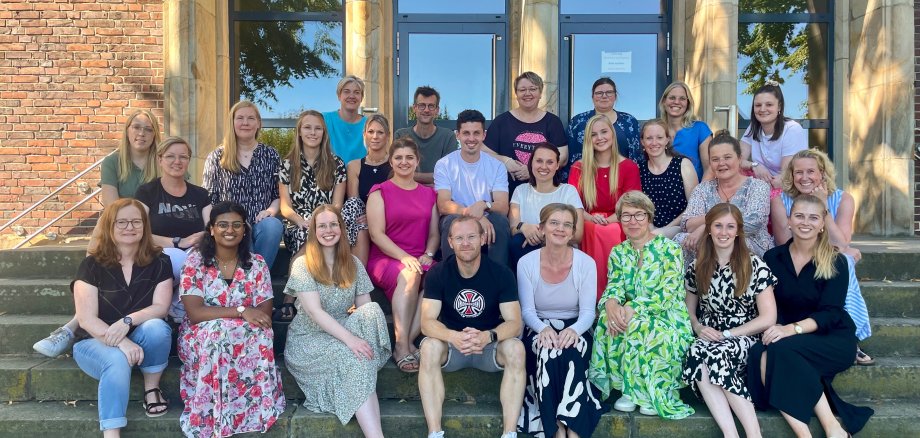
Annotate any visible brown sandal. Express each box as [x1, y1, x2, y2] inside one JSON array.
[[143, 388, 169, 417], [855, 346, 875, 366]]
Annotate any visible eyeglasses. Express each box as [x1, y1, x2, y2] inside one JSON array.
[[593, 90, 616, 97], [451, 234, 481, 244], [516, 87, 540, 95], [619, 212, 648, 223], [215, 221, 244, 230], [162, 154, 190, 162], [546, 220, 574, 230], [415, 103, 438, 111], [115, 219, 144, 229], [129, 124, 154, 134]]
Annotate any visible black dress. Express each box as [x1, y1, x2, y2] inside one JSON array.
[[639, 156, 687, 228], [746, 241, 873, 434]]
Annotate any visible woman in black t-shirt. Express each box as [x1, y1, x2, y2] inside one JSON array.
[[72, 198, 173, 433], [136, 136, 212, 320]]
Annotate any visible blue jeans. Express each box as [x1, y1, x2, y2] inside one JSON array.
[[73, 319, 172, 431], [162, 247, 190, 321], [252, 216, 283, 269]]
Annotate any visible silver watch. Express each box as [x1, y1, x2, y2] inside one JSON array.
[[722, 329, 732, 339], [236, 305, 246, 317]]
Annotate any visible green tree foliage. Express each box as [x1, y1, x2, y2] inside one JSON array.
[[407, 105, 452, 121], [737, 0, 821, 95], [236, 0, 342, 110], [260, 128, 296, 158]]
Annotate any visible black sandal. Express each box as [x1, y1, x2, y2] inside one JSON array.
[[143, 388, 169, 417], [273, 302, 297, 322]]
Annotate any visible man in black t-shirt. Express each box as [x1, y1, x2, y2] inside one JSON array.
[[419, 215, 525, 438]]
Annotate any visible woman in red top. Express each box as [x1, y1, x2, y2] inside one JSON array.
[[568, 114, 641, 299]]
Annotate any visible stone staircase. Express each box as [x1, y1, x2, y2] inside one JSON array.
[[0, 238, 918, 437]]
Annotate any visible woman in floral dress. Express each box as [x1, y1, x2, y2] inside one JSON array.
[[178, 201, 285, 437], [588, 191, 695, 419], [682, 203, 777, 438], [284, 204, 391, 438]]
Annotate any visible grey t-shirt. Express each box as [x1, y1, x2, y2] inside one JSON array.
[[395, 126, 458, 174]]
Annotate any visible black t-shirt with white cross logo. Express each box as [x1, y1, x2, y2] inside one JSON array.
[[424, 254, 518, 331]]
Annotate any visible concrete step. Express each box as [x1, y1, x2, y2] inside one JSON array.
[[0, 398, 914, 437], [859, 317, 920, 357], [859, 281, 920, 317], [2, 354, 917, 404]]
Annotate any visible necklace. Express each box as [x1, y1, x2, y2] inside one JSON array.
[[216, 257, 238, 276], [717, 180, 739, 202], [365, 155, 388, 172]]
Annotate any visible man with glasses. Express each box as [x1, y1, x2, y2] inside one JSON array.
[[395, 86, 459, 185], [434, 109, 511, 267], [418, 215, 525, 438]]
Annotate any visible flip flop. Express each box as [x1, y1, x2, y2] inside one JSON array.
[[394, 353, 419, 373], [855, 346, 875, 366], [273, 302, 297, 322], [143, 388, 169, 417]]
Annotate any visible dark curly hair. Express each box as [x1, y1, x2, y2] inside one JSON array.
[[198, 201, 253, 270]]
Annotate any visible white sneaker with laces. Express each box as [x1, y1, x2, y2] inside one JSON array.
[[427, 431, 445, 438], [500, 433, 517, 438], [32, 326, 74, 357], [613, 395, 637, 412]]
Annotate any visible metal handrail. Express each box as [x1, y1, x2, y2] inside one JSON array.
[[0, 150, 114, 235], [713, 105, 738, 138], [13, 188, 102, 249]]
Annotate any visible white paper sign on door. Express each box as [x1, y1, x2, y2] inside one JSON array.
[[601, 51, 632, 73]]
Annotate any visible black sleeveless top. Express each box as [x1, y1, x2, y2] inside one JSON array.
[[358, 158, 391, 203], [639, 155, 687, 228]]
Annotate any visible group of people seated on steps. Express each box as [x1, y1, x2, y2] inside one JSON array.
[[31, 73, 875, 438]]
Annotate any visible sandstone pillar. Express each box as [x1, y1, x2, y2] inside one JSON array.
[[344, 0, 393, 124], [512, 0, 560, 114]]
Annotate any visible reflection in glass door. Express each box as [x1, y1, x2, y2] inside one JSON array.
[[560, 23, 668, 124], [395, 23, 507, 130]]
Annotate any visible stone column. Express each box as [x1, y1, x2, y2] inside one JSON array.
[[846, 0, 915, 235], [163, 0, 230, 183], [344, 0, 393, 124], [677, 0, 738, 134], [513, 0, 560, 114]]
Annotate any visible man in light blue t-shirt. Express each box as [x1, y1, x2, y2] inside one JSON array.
[[434, 109, 510, 267], [323, 75, 367, 163]]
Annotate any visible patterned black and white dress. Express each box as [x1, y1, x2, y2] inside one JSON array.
[[278, 155, 346, 253], [681, 255, 776, 400], [202, 144, 280, 225]]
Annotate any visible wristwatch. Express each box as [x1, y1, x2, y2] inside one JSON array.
[[793, 323, 803, 334], [236, 305, 246, 318], [173, 236, 181, 248], [484, 201, 492, 211], [488, 330, 497, 344], [122, 316, 133, 327], [749, 161, 760, 170], [425, 252, 435, 258], [722, 329, 732, 339], [516, 222, 524, 231]]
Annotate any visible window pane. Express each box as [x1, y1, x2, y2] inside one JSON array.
[[737, 22, 829, 121], [407, 33, 495, 122], [562, 0, 662, 15], [234, 0, 342, 13], [571, 34, 658, 120], [398, 0, 504, 14], [739, 0, 829, 14], [235, 21, 343, 119]]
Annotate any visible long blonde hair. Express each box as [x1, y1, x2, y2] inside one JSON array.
[[658, 81, 698, 129], [578, 114, 621, 211], [219, 101, 262, 173], [695, 203, 752, 298], [792, 194, 838, 280], [90, 198, 162, 268], [288, 110, 337, 192], [781, 149, 838, 197], [118, 110, 161, 184], [303, 205, 356, 288]]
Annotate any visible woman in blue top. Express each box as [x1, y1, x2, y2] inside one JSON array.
[[323, 75, 367, 164], [659, 81, 712, 181], [567, 77, 643, 167]]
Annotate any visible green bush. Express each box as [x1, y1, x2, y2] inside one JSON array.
[[260, 128, 296, 158]]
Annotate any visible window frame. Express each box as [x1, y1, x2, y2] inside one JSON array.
[[229, 2, 345, 129]]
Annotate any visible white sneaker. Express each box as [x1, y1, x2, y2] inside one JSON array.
[[427, 432, 445, 438], [613, 395, 636, 412], [32, 326, 74, 357], [639, 406, 657, 416], [500, 433, 517, 438]]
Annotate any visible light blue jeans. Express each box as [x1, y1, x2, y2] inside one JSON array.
[[73, 319, 172, 431], [162, 247, 189, 321], [252, 216, 283, 269]]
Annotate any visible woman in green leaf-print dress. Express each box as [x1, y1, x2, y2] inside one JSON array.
[[588, 191, 695, 419]]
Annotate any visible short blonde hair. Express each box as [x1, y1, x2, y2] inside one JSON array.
[[615, 190, 655, 224], [336, 75, 365, 96], [156, 136, 191, 158], [514, 71, 544, 92], [781, 149, 837, 197]]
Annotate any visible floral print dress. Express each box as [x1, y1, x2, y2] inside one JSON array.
[[177, 250, 285, 438], [588, 235, 695, 419]]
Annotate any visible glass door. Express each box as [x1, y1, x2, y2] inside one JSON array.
[[559, 21, 669, 124], [395, 22, 507, 130]]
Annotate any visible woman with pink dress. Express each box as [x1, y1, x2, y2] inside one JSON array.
[[366, 137, 439, 373], [568, 114, 642, 300]]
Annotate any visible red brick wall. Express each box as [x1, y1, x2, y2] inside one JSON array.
[[0, 0, 163, 242]]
